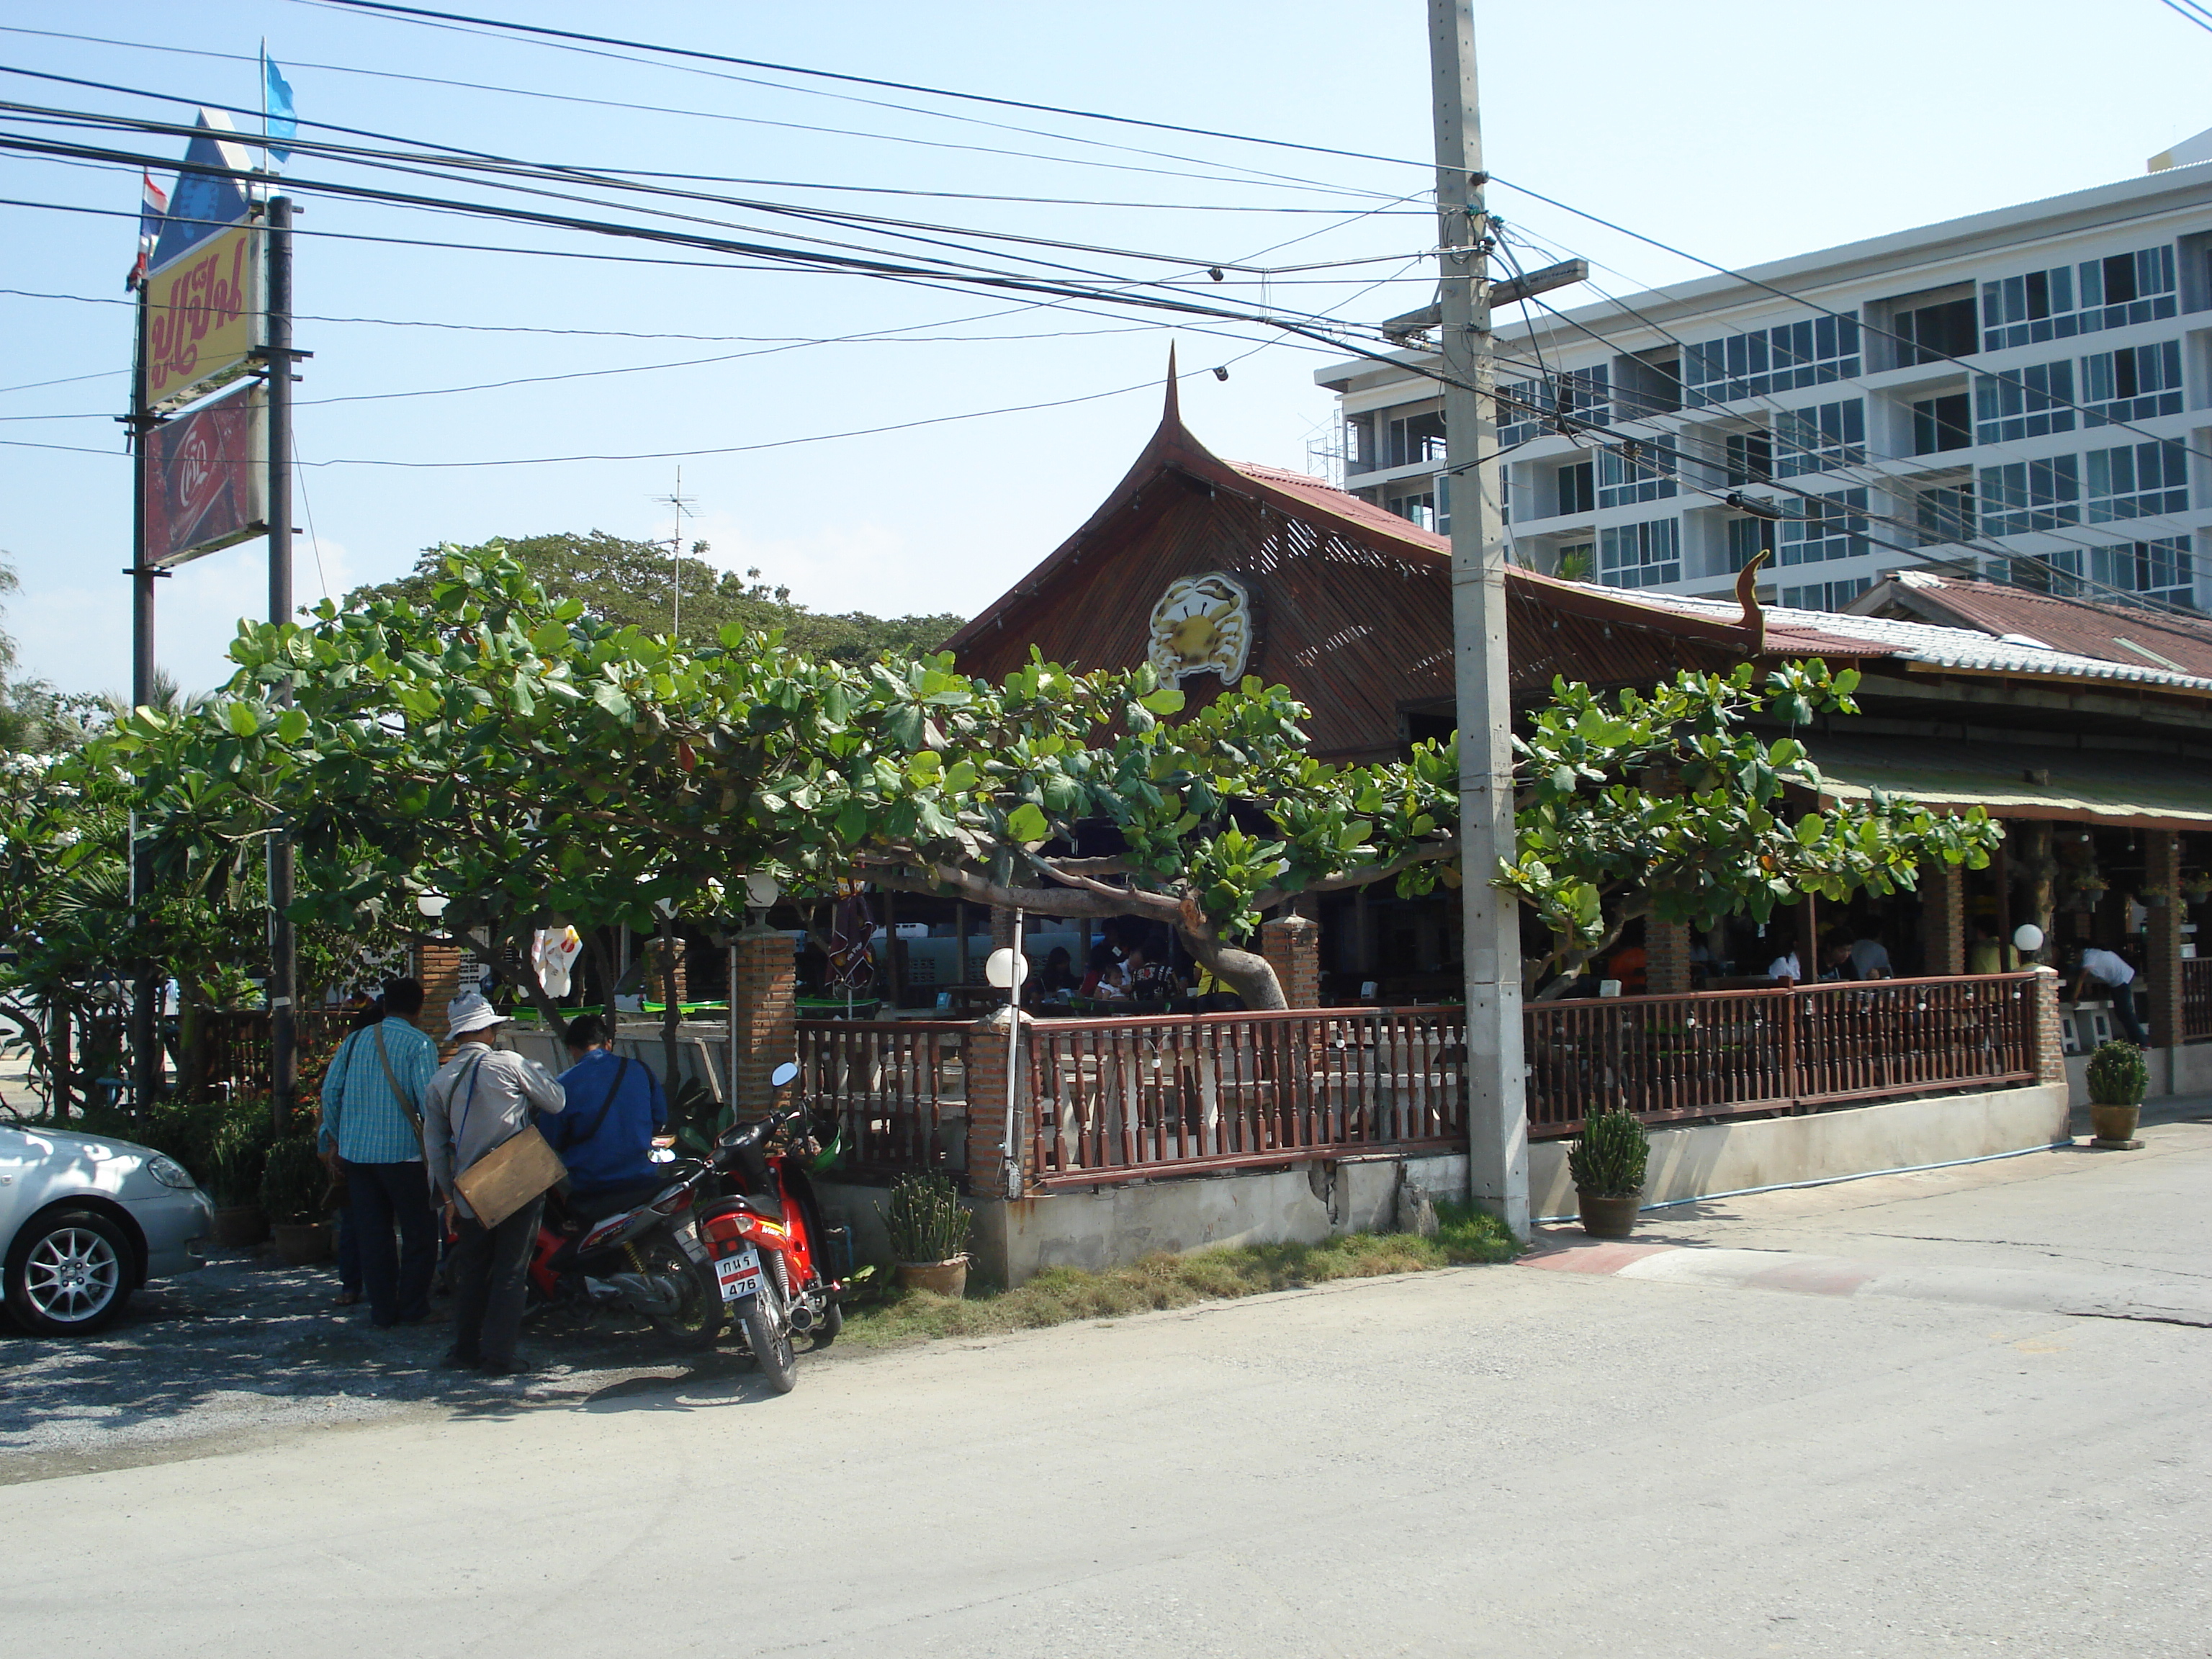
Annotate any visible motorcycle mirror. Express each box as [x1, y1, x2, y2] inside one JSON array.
[[771, 1061, 799, 1089]]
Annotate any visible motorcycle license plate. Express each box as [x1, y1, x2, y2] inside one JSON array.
[[715, 1246, 763, 1304]]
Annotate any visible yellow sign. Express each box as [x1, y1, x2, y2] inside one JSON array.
[[143, 221, 259, 410]]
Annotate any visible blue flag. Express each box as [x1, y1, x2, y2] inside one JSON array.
[[264, 51, 296, 166]]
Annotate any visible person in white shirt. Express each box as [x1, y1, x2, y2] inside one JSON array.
[[1766, 950, 1802, 984], [2072, 948, 2146, 1045]]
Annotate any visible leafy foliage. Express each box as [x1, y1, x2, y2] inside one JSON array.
[[349, 531, 966, 665], [1567, 1108, 1649, 1198]]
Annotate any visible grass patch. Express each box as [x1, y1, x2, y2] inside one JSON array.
[[840, 1200, 1518, 1348]]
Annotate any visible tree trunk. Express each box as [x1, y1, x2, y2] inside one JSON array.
[[50, 998, 73, 1116], [503, 926, 569, 1028], [1175, 927, 1285, 1011], [582, 925, 619, 1035], [178, 979, 209, 1104]]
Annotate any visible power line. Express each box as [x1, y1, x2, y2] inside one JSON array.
[[2157, 0, 2212, 35], [0, 23, 1408, 203], [305, 0, 1428, 179]]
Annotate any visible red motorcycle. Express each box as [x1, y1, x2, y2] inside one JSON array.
[[524, 1064, 849, 1389], [693, 1062, 846, 1393]]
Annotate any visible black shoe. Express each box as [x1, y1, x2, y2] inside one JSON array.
[[438, 1347, 479, 1371]]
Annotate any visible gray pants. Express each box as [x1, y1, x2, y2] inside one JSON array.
[[449, 1196, 544, 1366]]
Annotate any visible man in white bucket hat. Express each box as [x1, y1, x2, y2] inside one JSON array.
[[423, 992, 567, 1375]]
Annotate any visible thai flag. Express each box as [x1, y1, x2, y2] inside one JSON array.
[[126, 169, 168, 291]]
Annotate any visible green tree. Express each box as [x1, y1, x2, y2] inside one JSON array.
[[349, 531, 966, 665], [122, 551, 2000, 1015]]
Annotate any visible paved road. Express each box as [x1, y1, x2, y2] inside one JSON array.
[[5, 1120, 2211, 1657]]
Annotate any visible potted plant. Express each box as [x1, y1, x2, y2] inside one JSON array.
[[2086, 1038, 2148, 1148], [206, 1105, 275, 1248], [260, 1129, 335, 1266], [886, 1170, 972, 1296], [1569, 1108, 1649, 1239]]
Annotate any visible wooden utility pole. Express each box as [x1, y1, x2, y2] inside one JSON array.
[[1428, 0, 1529, 1236]]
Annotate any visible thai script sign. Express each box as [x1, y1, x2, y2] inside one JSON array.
[[143, 220, 259, 410], [145, 382, 265, 568]]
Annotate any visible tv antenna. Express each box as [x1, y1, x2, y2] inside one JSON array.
[[649, 467, 699, 637]]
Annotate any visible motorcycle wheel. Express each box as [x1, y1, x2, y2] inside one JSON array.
[[813, 1296, 844, 1348], [744, 1263, 799, 1393], [639, 1235, 727, 1349]]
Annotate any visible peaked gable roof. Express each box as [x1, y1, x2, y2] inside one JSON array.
[[1846, 571, 2212, 683]]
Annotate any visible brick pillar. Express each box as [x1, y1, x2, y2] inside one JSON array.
[[2146, 830, 2185, 1050], [1647, 919, 1692, 994], [730, 927, 795, 1115], [1260, 914, 1321, 1008], [2032, 966, 2067, 1087], [1923, 860, 1967, 976], [644, 935, 688, 1005], [963, 1006, 1029, 1196], [414, 942, 464, 1056]]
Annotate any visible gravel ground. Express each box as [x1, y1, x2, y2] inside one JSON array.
[[0, 1242, 801, 1483]]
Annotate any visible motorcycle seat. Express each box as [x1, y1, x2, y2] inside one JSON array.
[[566, 1179, 670, 1226]]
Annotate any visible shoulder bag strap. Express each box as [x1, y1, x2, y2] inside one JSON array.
[[552, 1056, 630, 1151], [372, 1022, 427, 1141], [451, 1048, 488, 1152]]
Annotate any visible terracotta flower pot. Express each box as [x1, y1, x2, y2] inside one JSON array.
[[271, 1220, 333, 1267], [896, 1257, 968, 1298], [2090, 1102, 2142, 1146], [1576, 1191, 1642, 1240], [212, 1205, 268, 1249]]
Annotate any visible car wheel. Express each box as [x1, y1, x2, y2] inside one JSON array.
[[6, 1208, 134, 1336]]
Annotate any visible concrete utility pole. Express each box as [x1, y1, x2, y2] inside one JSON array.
[[127, 288, 163, 1112], [264, 194, 298, 1133], [1427, 0, 1529, 1237]]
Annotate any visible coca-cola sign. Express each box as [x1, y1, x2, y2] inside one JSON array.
[[145, 383, 265, 569]]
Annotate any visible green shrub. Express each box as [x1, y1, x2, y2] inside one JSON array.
[[2086, 1039, 2148, 1107], [259, 1131, 329, 1224], [884, 1171, 972, 1265], [1568, 1108, 1649, 1199]]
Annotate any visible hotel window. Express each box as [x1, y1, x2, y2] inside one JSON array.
[[1973, 360, 2076, 444], [2082, 341, 2184, 426], [1779, 488, 1869, 566], [1771, 400, 1866, 479], [1781, 577, 1872, 612], [1596, 438, 1678, 508], [1496, 367, 1609, 449], [1598, 518, 1681, 588], [1555, 541, 1596, 582], [1726, 515, 1777, 572], [1385, 486, 1437, 532], [1683, 315, 1861, 407], [1556, 459, 1594, 516], [1915, 483, 1975, 544], [1892, 296, 1977, 367], [1725, 429, 1773, 485], [1979, 457, 2081, 536], [1982, 245, 2177, 350], [1912, 392, 1972, 455], [2086, 440, 2188, 523], [2096, 537, 2196, 608], [1385, 408, 1447, 469]]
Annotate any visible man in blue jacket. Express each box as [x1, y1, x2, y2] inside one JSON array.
[[546, 1013, 667, 1203]]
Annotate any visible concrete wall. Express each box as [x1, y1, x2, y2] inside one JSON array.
[[2062, 1043, 2212, 1107], [1529, 1083, 2069, 1220]]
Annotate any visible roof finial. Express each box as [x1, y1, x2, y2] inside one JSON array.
[[1735, 549, 1769, 655], [1163, 341, 1182, 428]]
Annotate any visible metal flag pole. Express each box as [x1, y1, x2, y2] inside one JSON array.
[[1428, 0, 1529, 1237]]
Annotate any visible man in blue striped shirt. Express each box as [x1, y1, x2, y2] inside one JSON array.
[[318, 978, 441, 1326]]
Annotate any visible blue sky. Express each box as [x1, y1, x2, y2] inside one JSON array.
[[4, 0, 2211, 696]]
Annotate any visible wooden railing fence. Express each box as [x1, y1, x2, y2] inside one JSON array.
[[794, 1020, 969, 1179], [2183, 958, 2212, 1043], [202, 1008, 352, 1098]]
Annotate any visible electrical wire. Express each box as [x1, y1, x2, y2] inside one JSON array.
[[0, 24, 1410, 203]]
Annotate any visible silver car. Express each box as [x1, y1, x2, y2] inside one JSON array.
[[0, 1123, 213, 1335]]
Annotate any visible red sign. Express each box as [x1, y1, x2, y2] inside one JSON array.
[[145, 384, 265, 569]]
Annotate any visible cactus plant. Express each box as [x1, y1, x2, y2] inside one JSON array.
[[1568, 1108, 1650, 1200], [885, 1171, 971, 1265], [2086, 1039, 2148, 1107]]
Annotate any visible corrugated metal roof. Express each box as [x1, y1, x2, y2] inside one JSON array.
[[1620, 588, 2212, 694], [1804, 733, 2212, 829], [1847, 573, 2212, 680]]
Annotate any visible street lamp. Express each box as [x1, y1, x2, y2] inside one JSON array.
[[415, 891, 449, 921]]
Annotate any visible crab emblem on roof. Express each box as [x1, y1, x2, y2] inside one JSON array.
[[1146, 571, 1252, 684]]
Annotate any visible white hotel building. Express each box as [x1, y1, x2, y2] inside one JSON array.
[[1315, 152, 2212, 614]]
